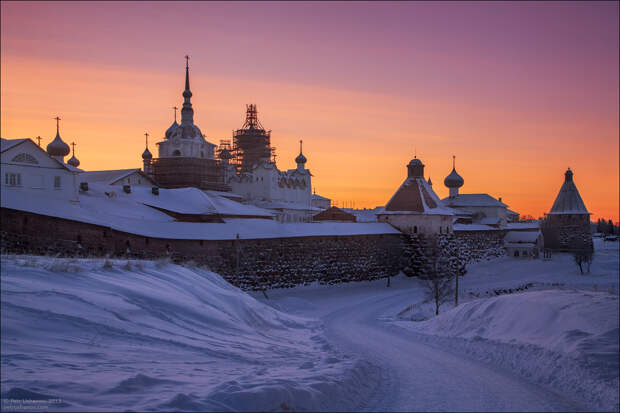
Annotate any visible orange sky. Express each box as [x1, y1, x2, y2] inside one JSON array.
[[1, 2, 618, 222]]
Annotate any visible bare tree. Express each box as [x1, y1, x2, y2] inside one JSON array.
[[421, 237, 455, 316], [569, 235, 594, 275]]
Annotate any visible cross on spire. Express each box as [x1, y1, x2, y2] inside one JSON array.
[[36, 136, 41, 147], [453, 155, 456, 169], [71, 142, 76, 156], [185, 54, 190, 69], [173, 106, 178, 123], [299, 139, 303, 154], [54, 116, 61, 134], [144, 132, 149, 147]]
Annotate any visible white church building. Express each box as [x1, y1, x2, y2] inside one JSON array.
[[1, 120, 80, 204]]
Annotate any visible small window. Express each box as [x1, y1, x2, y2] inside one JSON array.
[[54, 176, 61, 188], [5, 173, 21, 187], [11, 153, 38, 164], [173, 150, 181, 156]]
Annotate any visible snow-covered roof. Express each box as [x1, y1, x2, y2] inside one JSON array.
[[79, 169, 152, 185], [2, 184, 397, 240], [506, 209, 519, 216], [504, 231, 541, 244], [2, 138, 76, 172], [205, 190, 244, 200], [453, 224, 500, 231], [0, 138, 28, 153], [506, 222, 540, 230], [383, 176, 455, 216], [479, 217, 501, 226], [504, 242, 537, 248], [63, 163, 83, 173], [312, 193, 330, 201], [548, 169, 589, 215], [442, 194, 508, 208], [253, 200, 321, 212]]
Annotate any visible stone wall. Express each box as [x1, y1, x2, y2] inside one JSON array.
[[1, 208, 403, 290], [542, 214, 592, 251], [453, 229, 507, 262]]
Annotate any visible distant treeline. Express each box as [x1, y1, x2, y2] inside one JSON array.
[[595, 218, 618, 235]]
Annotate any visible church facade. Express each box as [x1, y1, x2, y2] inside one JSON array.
[[1, 120, 79, 203], [142, 57, 226, 191]]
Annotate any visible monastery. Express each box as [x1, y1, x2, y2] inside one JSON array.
[[0, 57, 593, 286]]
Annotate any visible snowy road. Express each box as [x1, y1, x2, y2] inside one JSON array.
[[320, 288, 584, 412]]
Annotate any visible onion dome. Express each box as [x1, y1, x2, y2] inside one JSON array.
[[295, 139, 307, 164], [444, 169, 464, 188], [165, 121, 179, 139], [47, 134, 70, 157], [219, 147, 232, 160], [67, 154, 80, 167], [295, 152, 307, 164], [67, 141, 80, 167], [444, 155, 464, 188], [142, 147, 152, 160], [409, 158, 423, 166], [47, 117, 70, 157]]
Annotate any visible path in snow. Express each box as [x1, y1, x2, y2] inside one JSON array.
[[321, 288, 583, 412]]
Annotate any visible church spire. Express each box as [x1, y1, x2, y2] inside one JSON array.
[[295, 139, 307, 168], [181, 55, 194, 126]]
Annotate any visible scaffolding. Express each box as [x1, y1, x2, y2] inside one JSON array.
[[149, 157, 230, 191], [229, 104, 276, 173]]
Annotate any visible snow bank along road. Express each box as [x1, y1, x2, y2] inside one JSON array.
[[1, 239, 617, 411], [264, 240, 619, 412], [1, 257, 370, 412]]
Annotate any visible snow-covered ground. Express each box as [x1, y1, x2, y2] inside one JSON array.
[[259, 239, 619, 411], [0, 257, 372, 412], [1, 239, 618, 411]]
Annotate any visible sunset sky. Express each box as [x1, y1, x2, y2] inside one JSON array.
[[1, 1, 618, 221]]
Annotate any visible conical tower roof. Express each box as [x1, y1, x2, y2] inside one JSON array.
[[548, 168, 589, 215], [383, 157, 454, 215]]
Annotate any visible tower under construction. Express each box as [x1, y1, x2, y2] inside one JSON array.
[[230, 105, 276, 173]]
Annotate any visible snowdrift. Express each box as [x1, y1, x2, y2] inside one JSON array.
[[405, 290, 619, 411], [0, 256, 368, 411]]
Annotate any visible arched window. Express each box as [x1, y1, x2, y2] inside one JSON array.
[[11, 153, 38, 164], [172, 150, 181, 156], [200, 151, 204, 158], [414, 226, 418, 234]]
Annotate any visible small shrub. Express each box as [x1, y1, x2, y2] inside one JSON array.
[[102, 259, 113, 269], [122, 261, 132, 271]]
